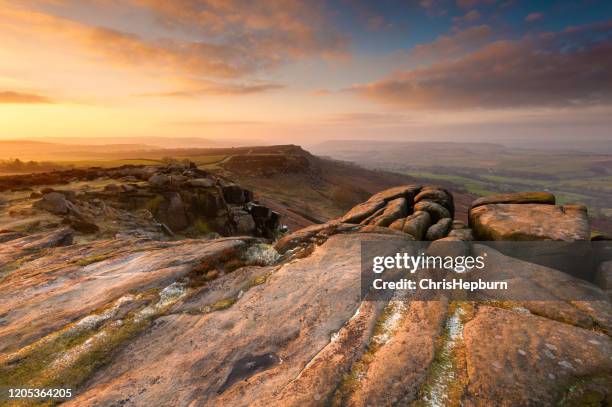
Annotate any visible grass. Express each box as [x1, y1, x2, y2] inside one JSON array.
[[76, 253, 114, 267], [0, 286, 184, 406], [413, 301, 473, 407], [56, 158, 163, 168], [406, 171, 498, 196]]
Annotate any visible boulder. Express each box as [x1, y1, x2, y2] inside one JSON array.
[[470, 203, 590, 241], [166, 193, 189, 231], [471, 191, 555, 209], [448, 228, 474, 241], [367, 185, 421, 203], [414, 188, 454, 215], [66, 217, 100, 234], [250, 204, 271, 220], [413, 200, 451, 222], [595, 260, 612, 301], [187, 178, 215, 188], [233, 210, 256, 235], [402, 211, 432, 240], [371, 197, 408, 227], [148, 173, 170, 188], [341, 200, 386, 224], [222, 185, 251, 204], [33, 192, 69, 215], [425, 217, 453, 241], [388, 218, 405, 231]]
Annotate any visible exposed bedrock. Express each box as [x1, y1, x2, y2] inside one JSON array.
[[2, 186, 611, 406]]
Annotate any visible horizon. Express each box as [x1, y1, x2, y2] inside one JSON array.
[[1, 0, 611, 145]]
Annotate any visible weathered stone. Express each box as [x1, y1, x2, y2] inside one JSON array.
[[166, 193, 189, 231], [413, 200, 451, 222], [448, 228, 474, 241], [367, 185, 421, 203], [414, 188, 454, 215], [222, 185, 250, 204], [34, 192, 69, 215], [340, 200, 386, 224], [471, 191, 555, 209], [233, 210, 256, 235], [463, 306, 612, 406], [66, 217, 100, 234], [425, 217, 453, 241], [371, 197, 408, 227], [187, 178, 215, 188], [0, 230, 27, 243], [388, 218, 405, 231], [147, 173, 169, 188], [452, 220, 468, 229], [595, 260, 612, 301], [402, 210, 432, 240], [470, 203, 590, 241], [250, 204, 271, 219]]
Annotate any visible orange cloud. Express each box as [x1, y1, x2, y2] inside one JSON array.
[[135, 81, 284, 98], [0, 91, 52, 104], [0, 1, 347, 80], [351, 24, 612, 110], [408, 25, 492, 62]]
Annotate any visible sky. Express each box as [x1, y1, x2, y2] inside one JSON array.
[[1, 0, 611, 146]]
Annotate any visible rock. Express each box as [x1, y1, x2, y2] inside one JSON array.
[[33, 192, 69, 215], [104, 183, 121, 192], [367, 184, 421, 203], [222, 185, 252, 204], [187, 178, 215, 188], [414, 188, 454, 215], [448, 228, 474, 241], [148, 173, 169, 188], [0, 230, 27, 243], [388, 218, 405, 231], [166, 193, 189, 231], [470, 204, 590, 241], [463, 306, 612, 406], [341, 200, 386, 224], [595, 260, 612, 301], [413, 200, 451, 223], [66, 217, 100, 234], [402, 211, 432, 240], [592, 233, 612, 241], [452, 220, 468, 230], [250, 204, 271, 220], [471, 191, 556, 209], [0, 228, 73, 268], [29, 192, 42, 199], [233, 209, 256, 235], [370, 197, 408, 227], [425, 217, 453, 241]]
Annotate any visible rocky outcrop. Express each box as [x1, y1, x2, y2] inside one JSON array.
[[340, 185, 454, 241], [471, 191, 556, 209], [1, 186, 611, 406], [470, 202, 590, 241], [22, 163, 281, 239]]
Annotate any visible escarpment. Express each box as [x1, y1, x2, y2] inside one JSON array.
[[1, 180, 611, 406]]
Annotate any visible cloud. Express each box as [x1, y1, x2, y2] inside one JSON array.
[[0, 1, 347, 80], [419, 0, 448, 17], [456, 0, 496, 9], [135, 81, 283, 98], [453, 9, 481, 24], [408, 25, 493, 62], [525, 12, 544, 22], [351, 22, 612, 110], [0, 91, 52, 104]]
